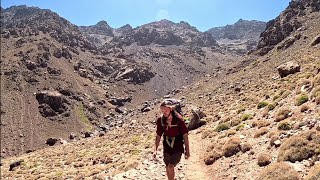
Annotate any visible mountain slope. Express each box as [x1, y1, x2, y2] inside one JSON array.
[[206, 19, 266, 54], [0, 5, 238, 158]]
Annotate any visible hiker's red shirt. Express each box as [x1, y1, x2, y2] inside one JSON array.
[[156, 114, 188, 154]]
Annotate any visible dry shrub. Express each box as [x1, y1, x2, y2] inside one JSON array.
[[296, 93, 309, 106], [268, 130, 279, 138], [204, 150, 223, 165], [257, 153, 272, 166], [257, 162, 299, 180], [312, 74, 320, 87], [295, 79, 311, 94], [241, 143, 252, 153], [257, 120, 271, 129], [281, 90, 291, 99], [226, 129, 237, 137], [277, 121, 292, 131], [230, 119, 242, 127], [305, 164, 320, 180], [261, 108, 269, 117], [254, 127, 269, 138], [275, 108, 291, 122], [300, 104, 310, 112], [240, 113, 253, 121], [215, 123, 230, 132], [222, 137, 241, 157], [278, 131, 320, 162], [310, 85, 320, 98]]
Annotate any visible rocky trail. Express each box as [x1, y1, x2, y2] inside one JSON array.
[[112, 129, 211, 180]]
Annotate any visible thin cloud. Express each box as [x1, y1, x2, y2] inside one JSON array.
[[156, 9, 170, 20], [156, 0, 172, 7]]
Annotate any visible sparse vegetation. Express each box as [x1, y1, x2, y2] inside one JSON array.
[[241, 143, 252, 153], [254, 127, 269, 138], [257, 153, 271, 166], [215, 123, 230, 132], [275, 108, 291, 122], [305, 164, 320, 180], [267, 103, 277, 110], [257, 162, 300, 180], [236, 124, 245, 131], [76, 103, 92, 130], [257, 101, 268, 109], [204, 150, 222, 165], [296, 93, 309, 106], [278, 131, 320, 162], [240, 113, 253, 121], [222, 137, 241, 157], [300, 104, 310, 112], [278, 121, 292, 130]]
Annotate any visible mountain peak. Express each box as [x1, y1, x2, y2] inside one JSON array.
[[96, 20, 111, 29]]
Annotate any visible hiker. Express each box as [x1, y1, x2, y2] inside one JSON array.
[[153, 99, 190, 180]]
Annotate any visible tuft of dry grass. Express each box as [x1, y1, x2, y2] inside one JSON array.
[[295, 93, 309, 106], [275, 108, 291, 122], [277, 121, 292, 131], [305, 164, 320, 180], [222, 137, 241, 157], [257, 162, 300, 180], [257, 153, 272, 167], [278, 131, 320, 162], [204, 150, 223, 165], [300, 104, 310, 112], [241, 143, 252, 153], [254, 127, 269, 138]]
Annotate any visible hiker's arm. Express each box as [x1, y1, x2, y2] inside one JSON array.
[[183, 133, 190, 159], [154, 135, 161, 152], [153, 135, 161, 159]]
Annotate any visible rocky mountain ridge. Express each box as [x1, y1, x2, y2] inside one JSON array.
[[0, 5, 237, 158], [206, 19, 266, 55]]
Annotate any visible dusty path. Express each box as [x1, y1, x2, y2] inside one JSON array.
[[111, 129, 211, 180], [183, 130, 211, 180]]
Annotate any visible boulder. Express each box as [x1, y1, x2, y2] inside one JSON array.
[[277, 61, 300, 78], [36, 91, 68, 117], [9, 160, 24, 171], [46, 138, 58, 146], [108, 96, 132, 106], [188, 107, 207, 130]]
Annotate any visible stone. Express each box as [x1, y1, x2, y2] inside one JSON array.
[[9, 160, 24, 171], [277, 61, 300, 78]]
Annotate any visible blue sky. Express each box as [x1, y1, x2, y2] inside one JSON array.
[[1, 0, 291, 31]]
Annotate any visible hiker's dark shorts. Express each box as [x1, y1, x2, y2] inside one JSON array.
[[163, 152, 182, 166]]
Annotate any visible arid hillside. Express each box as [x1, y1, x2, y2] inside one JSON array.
[[0, 5, 238, 158], [1, 0, 320, 179]]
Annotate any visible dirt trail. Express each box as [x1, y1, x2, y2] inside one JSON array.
[[183, 130, 212, 180], [111, 129, 212, 180]]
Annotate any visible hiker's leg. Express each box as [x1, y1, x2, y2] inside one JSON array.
[[165, 165, 170, 180], [168, 164, 175, 180]]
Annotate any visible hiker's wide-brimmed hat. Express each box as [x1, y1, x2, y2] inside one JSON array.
[[160, 99, 179, 108]]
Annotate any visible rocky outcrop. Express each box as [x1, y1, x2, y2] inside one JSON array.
[[206, 19, 266, 54], [36, 91, 69, 117], [107, 19, 218, 48], [277, 61, 300, 78], [114, 65, 155, 84], [1, 5, 96, 50], [207, 19, 266, 40], [256, 0, 320, 55]]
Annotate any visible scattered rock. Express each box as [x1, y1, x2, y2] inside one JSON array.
[[277, 61, 300, 78], [45, 138, 58, 146], [188, 107, 207, 130], [9, 160, 24, 171]]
